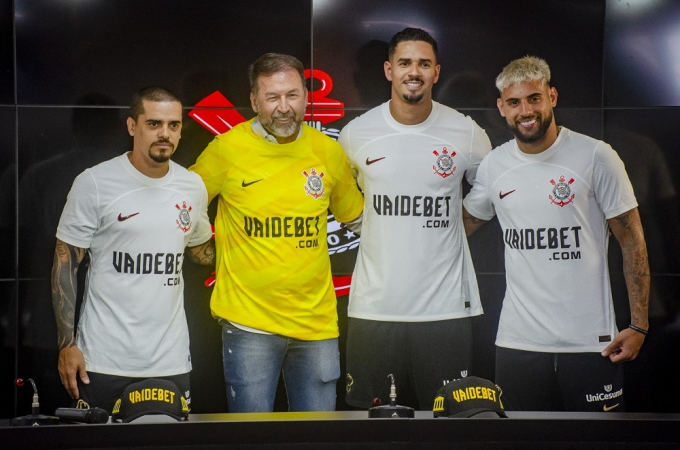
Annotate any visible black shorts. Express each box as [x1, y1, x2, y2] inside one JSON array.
[[345, 317, 473, 410], [75, 372, 191, 415], [495, 346, 624, 412]]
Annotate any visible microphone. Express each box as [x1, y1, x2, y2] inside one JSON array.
[[389, 374, 397, 407], [55, 407, 109, 424]]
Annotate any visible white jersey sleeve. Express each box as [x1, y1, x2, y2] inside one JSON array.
[[592, 143, 638, 219], [57, 170, 100, 249], [462, 155, 496, 221], [464, 121, 492, 185], [338, 124, 353, 162], [186, 172, 213, 247]]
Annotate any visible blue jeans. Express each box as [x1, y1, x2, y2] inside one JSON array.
[[221, 321, 340, 412]]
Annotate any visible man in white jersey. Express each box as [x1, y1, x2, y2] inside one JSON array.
[[338, 28, 491, 410], [52, 87, 215, 413], [463, 56, 649, 411]]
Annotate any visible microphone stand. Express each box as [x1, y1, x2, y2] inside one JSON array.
[[10, 378, 60, 426], [368, 374, 414, 418]]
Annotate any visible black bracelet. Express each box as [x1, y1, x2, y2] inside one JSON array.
[[629, 324, 648, 335]]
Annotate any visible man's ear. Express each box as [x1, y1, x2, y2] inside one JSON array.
[[384, 61, 393, 82], [496, 98, 506, 117], [126, 117, 136, 136]]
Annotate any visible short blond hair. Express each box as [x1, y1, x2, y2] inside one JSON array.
[[495, 56, 551, 93]]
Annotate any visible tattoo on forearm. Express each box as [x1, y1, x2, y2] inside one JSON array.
[[187, 239, 216, 266], [613, 209, 650, 329], [51, 240, 85, 351]]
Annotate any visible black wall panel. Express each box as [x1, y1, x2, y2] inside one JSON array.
[[313, 0, 604, 110], [0, 280, 17, 421], [0, 106, 15, 280], [0, 0, 13, 105], [604, 0, 680, 107], [15, 0, 312, 107], [2, 0, 680, 419]]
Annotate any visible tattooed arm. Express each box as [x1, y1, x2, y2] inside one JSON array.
[[185, 238, 216, 266], [51, 238, 88, 399], [463, 206, 489, 237], [601, 208, 650, 363]]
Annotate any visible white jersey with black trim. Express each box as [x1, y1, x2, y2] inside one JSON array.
[[339, 101, 491, 321], [56, 153, 212, 377], [463, 127, 638, 353]]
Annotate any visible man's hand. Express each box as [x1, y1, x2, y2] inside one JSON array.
[[58, 345, 89, 399], [601, 327, 646, 364]]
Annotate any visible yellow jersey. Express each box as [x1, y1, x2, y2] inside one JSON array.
[[190, 120, 363, 340]]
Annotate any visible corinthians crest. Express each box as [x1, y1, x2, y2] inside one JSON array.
[[432, 147, 456, 178], [175, 201, 193, 233], [303, 168, 325, 199], [549, 175, 575, 207]]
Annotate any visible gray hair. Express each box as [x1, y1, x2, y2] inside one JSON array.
[[495, 56, 551, 93]]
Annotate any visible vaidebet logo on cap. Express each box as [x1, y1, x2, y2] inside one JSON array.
[[112, 378, 189, 423], [433, 376, 507, 418]]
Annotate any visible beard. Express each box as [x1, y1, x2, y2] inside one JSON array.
[[259, 107, 304, 139], [402, 92, 424, 104], [401, 77, 425, 104], [508, 110, 553, 144], [149, 140, 175, 163]]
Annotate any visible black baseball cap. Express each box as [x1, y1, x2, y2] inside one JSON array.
[[112, 378, 189, 423], [433, 376, 507, 418]]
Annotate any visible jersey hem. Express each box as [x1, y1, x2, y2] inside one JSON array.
[[495, 342, 609, 353], [348, 309, 483, 322], [83, 365, 192, 378]]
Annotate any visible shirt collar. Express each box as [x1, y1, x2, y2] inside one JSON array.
[[251, 117, 303, 144]]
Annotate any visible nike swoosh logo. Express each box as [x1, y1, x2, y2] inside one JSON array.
[[499, 190, 516, 199], [366, 157, 385, 165], [603, 403, 619, 412], [118, 212, 140, 222], [242, 179, 263, 187]]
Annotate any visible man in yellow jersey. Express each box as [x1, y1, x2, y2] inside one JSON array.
[[190, 53, 363, 412]]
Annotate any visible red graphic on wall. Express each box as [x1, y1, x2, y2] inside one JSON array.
[[189, 69, 344, 135], [304, 69, 344, 124], [188, 92, 246, 135]]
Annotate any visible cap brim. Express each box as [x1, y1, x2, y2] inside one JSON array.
[[115, 411, 188, 423], [448, 407, 507, 418]]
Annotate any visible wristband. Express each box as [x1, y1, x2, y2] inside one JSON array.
[[628, 324, 648, 335]]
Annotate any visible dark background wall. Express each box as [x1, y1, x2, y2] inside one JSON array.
[[2, 0, 679, 418]]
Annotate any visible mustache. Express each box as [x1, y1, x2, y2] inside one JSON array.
[[405, 77, 424, 84], [153, 139, 174, 146], [272, 112, 296, 120]]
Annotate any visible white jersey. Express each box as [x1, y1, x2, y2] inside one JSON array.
[[463, 127, 637, 353], [339, 101, 491, 321], [56, 154, 212, 377]]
